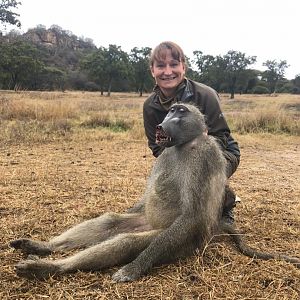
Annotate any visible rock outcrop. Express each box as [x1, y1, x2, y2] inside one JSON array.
[[23, 25, 96, 50]]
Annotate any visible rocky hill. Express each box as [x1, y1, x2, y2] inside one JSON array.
[[22, 25, 97, 51]]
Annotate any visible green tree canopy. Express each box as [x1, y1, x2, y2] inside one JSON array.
[[193, 50, 256, 98], [222, 50, 257, 98], [81, 48, 107, 95], [262, 60, 289, 93], [0, 40, 44, 90], [129, 47, 152, 96], [0, 0, 21, 28], [81, 44, 130, 96]]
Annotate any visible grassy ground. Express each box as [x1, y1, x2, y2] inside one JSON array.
[[0, 91, 299, 299]]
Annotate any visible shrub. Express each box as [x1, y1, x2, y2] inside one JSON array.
[[81, 114, 133, 132], [252, 86, 270, 94], [291, 87, 300, 94], [84, 81, 100, 91]]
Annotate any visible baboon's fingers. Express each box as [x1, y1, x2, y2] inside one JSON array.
[[112, 269, 133, 282], [112, 263, 141, 282]]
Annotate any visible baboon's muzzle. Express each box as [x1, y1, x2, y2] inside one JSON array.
[[155, 125, 172, 145]]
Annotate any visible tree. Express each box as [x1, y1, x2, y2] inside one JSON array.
[[193, 51, 215, 75], [129, 47, 152, 96], [81, 45, 130, 96], [40, 66, 66, 91], [222, 51, 256, 99], [0, 0, 21, 28], [81, 48, 107, 95], [262, 60, 289, 93], [192, 51, 217, 86], [290, 74, 300, 94], [0, 40, 44, 90], [240, 69, 261, 94], [104, 45, 130, 96], [193, 50, 256, 98]]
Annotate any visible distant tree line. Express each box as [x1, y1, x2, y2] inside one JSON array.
[[1, 28, 300, 97], [1, 1, 299, 97]]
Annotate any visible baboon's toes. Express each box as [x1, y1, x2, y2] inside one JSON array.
[[9, 239, 51, 256], [15, 259, 59, 280], [10, 239, 25, 249]]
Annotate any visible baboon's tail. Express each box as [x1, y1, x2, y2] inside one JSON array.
[[221, 222, 300, 268]]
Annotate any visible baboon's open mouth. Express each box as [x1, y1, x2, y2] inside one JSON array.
[[155, 127, 172, 144]]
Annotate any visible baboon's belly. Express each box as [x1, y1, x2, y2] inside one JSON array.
[[145, 178, 181, 229]]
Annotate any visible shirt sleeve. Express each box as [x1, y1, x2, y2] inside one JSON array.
[[199, 88, 231, 151]]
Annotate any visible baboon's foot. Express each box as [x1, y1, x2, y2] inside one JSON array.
[[15, 259, 60, 280], [112, 263, 142, 282], [10, 239, 52, 256]]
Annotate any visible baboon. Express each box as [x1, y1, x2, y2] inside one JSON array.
[[10, 103, 300, 281]]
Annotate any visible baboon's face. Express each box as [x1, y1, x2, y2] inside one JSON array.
[[156, 104, 205, 147]]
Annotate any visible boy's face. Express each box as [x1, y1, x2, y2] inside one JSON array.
[[151, 49, 185, 97]]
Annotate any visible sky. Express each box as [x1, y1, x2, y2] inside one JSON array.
[[5, 0, 299, 79]]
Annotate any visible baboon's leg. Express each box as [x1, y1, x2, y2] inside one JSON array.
[[10, 212, 150, 255], [15, 230, 160, 279]]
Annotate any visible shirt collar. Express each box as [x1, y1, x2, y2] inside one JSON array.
[[153, 78, 193, 110]]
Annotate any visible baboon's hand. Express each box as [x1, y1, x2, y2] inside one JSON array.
[[112, 263, 142, 282]]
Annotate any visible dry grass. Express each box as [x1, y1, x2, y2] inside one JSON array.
[[0, 91, 299, 299], [220, 94, 300, 135]]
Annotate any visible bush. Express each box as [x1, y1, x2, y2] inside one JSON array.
[[291, 87, 300, 94], [252, 86, 270, 94], [277, 83, 294, 93], [84, 81, 100, 91], [81, 114, 133, 132]]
